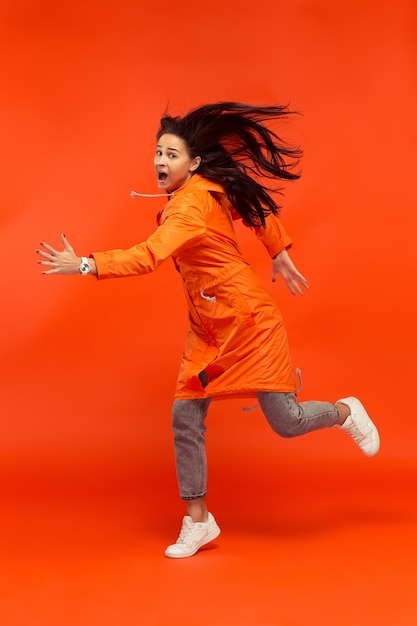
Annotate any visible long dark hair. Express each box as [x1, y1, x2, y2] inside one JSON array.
[[156, 102, 302, 227]]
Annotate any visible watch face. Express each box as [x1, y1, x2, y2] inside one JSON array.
[[80, 263, 90, 274]]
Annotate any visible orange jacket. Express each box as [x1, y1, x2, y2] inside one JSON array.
[[93, 174, 297, 399]]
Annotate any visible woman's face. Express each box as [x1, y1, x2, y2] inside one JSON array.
[[154, 134, 201, 192]]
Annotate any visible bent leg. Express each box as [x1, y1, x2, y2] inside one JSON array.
[[257, 392, 338, 438], [172, 398, 212, 500]]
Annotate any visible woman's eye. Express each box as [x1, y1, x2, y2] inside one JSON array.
[[168, 153, 177, 159]]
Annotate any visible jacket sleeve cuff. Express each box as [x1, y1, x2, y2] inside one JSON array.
[[90, 251, 118, 279], [254, 214, 293, 258]]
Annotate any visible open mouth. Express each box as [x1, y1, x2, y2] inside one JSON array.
[[158, 172, 168, 182]]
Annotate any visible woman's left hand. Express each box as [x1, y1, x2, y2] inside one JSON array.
[[272, 248, 309, 295], [36, 233, 82, 275]]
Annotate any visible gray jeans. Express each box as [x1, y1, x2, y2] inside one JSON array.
[[172, 393, 339, 500]]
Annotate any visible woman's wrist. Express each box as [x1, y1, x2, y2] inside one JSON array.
[[79, 256, 98, 276]]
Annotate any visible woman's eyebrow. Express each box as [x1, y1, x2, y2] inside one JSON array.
[[157, 144, 180, 152]]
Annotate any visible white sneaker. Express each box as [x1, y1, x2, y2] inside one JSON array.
[[165, 513, 221, 559], [336, 396, 380, 457]]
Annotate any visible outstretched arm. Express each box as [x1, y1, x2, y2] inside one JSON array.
[[36, 200, 206, 279], [36, 233, 97, 275], [272, 248, 309, 295]]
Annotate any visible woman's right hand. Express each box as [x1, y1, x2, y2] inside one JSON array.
[[272, 248, 309, 295], [36, 233, 93, 275]]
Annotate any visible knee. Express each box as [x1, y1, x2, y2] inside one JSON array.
[[268, 417, 300, 438], [171, 400, 207, 436], [270, 419, 299, 439], [257, 392, 301, 438]]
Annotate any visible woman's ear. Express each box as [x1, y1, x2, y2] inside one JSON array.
[[190, 156, 201, 172]]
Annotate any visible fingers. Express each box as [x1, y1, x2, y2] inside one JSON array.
[[290, 270, 309, 294], [36, 234, 73, 256], [272, 253, 309, 294], [38, 241, 58, 255], [291, 276, 309, 295], [35, 249, 53, 261], [35, 234, 75, 275], [296, 279, 309, 292], [297, 272, 309, 290], [35, 256, 56, 272], [61, 232, 74, 253], [293, 282, 304, 296], [285, 275, 309, 296]]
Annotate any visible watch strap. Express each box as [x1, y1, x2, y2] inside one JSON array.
[[79, 256, 91, 275]]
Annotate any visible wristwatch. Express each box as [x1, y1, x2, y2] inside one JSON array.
[[79, 256, 91, 276]]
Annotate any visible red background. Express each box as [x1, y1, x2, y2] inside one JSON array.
[[1, 1, 416, 624]]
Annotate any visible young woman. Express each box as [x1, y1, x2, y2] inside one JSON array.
[[36, 102, 380, 559]]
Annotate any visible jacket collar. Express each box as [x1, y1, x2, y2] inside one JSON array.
[[170, 173, 225, 197]]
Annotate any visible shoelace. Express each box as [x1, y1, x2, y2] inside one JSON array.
[[346, 418, 373, 443], [176, 522, 195, 544]]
